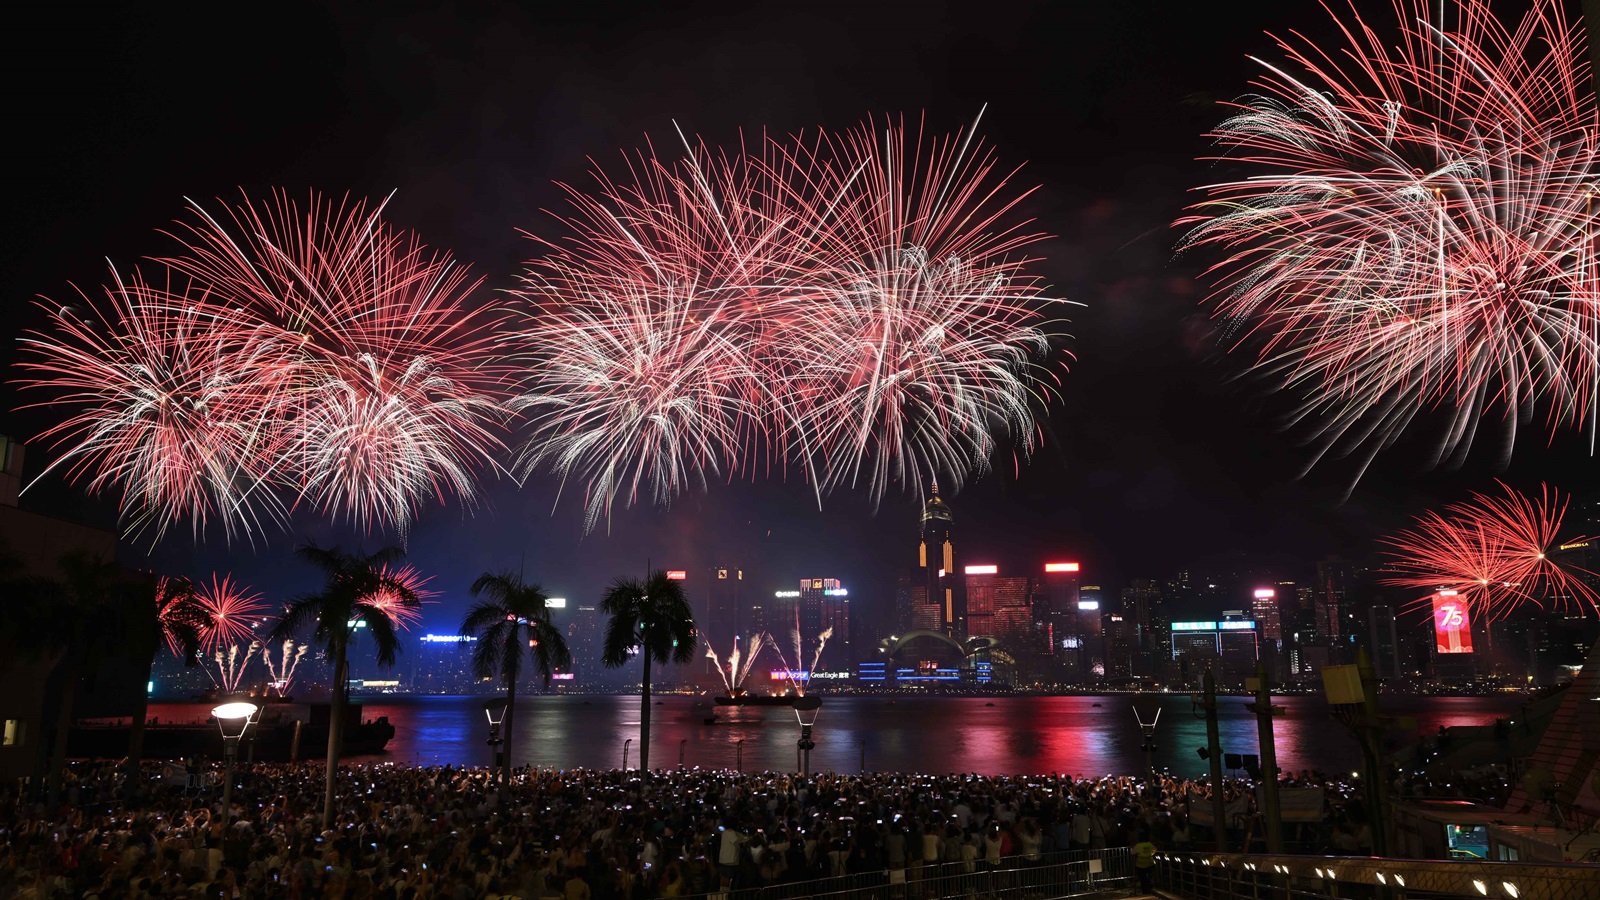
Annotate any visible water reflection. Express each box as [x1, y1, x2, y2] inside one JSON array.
[[147, 693, 1518, 775]]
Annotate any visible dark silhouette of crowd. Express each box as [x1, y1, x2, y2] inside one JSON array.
[[0, 760, 1493, 899]]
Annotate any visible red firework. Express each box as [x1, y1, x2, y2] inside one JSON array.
[[512, 110, 1068, 527], [364, 563, 434, 631], [1382, 483, 1599, 621], [1181, 0, 1600, 479], [20, 190, 506, 541], [195, 574, 269, 653], [18, 268, 296, 540]]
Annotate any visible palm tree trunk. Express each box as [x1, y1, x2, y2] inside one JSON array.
[[638, 650, 651, 772], [124, 649, 156, 798], [47, 657, 81, 807], [323, 637, 348, 830], [502, 676, 516, 789]]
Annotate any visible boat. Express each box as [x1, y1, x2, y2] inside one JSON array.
[[714, 693, 797, 707], [69, 702, 395, 762]]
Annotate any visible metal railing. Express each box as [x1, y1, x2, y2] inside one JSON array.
[[683, 846, 1135, 900], [1155, 851, 1600, 900]]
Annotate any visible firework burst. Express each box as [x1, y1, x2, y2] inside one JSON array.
[[195, 574, 269, 653], [1382, 482, 1599, 621], [511, 110, 1069, 527], [20, 190, 505, 541], [17, 269, 294, 540], [1180, 0, 1600, 481], [364, 563, 433, 630]]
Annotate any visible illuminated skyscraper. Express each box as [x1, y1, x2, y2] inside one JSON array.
[[915, 483, 960, 639], [1038, 561, 1081, 656], [964, 566, 1033, 649], [702, 566, 744, 676]]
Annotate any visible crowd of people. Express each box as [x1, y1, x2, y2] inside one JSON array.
[[0, 759, 1436, 899]]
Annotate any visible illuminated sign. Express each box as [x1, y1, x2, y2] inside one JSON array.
[[717, 569, 728, 579], [964, 565, 998, 575], [1044, 562, 1080, 573], [824, 588, 849, 596], [545, 597, 567, 609], [1432, 591, 1474, 654], [812, 579, 823, 589], [770, 669, 810, 681], [1253, 589, 1276, 599], [550, 672, 575, 681], [1172, 621, 1217, 631], [937, 569, 946, 578], [1061, 637, 1082, 649], [1219, 621, 1257, 630], [774, 590, 800, 598], [809, 671, 851, 680], [1078, 600, 1100, 611], [421, 634, 477, 643], [666, 570, 687, 581]]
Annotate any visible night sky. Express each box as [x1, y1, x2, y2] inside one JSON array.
[[5, 1, 1595, 636]]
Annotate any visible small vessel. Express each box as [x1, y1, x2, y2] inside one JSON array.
[[714, 692, 797, 707]]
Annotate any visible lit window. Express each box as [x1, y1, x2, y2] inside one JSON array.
[[3, 719, 23, 747]]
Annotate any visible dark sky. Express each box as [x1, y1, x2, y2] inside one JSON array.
[[4, 1, 1594, 635]]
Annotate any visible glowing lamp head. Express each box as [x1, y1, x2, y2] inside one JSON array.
[[793, 694, 822, 728], [212, 701, 259, 741], [212, 701, 258, 722], [483, 698, 509, 727]]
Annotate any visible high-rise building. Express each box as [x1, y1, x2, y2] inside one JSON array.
[[915, 483, 960, 639], [566, 603, 602, 684], [415, 635, 479, 693], [1104, 614, 1136, 680], [896, 570, 935, 633], [1038, 562, 1081, 656], [1316, 557, 1363, 652], [963, 566, 1032, 649], [1367, 603, 1403, 679], [795, 578, 848, 671]]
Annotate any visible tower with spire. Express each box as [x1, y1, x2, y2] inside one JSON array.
[[918, 481, 962, 639]]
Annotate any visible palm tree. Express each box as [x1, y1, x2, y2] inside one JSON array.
[[600, 570, 695, 771], [45, 549, 122, 805], [269, 544, 418, 828], [124, 576, 204, 793], [459, 572, 572, 787]]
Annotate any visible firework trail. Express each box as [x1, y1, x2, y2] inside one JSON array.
[[20, 190, 504, 541], [365, 563, 433, 630], [1180, 0, 1600, 482], [734, 633, 768, 690], [703, 642, 735, 693], [208, 642, 259, 693], [807, 626, 834, 674], [510, 111, 1069, 529], [261, 639, 307, 697], [196, 574, 268, 654], [1382, 482, 1599, 621]]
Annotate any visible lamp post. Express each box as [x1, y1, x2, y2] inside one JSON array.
[[1323, 649, 1391, 856], [483, 699, 508, 783], [793, 695, 822, 776], [623, 738, 632, 771], [1246, 663, 1284, 854], [211, 701, 258, 826], [1133, 705, 1162, 779]]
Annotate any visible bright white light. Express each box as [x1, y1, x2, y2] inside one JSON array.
[[212, 701, 258, 721]]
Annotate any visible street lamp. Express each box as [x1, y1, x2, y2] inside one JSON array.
[[793, 695, 822, 775], [212, 701, 258, 825], [483, 698, 508, 781]]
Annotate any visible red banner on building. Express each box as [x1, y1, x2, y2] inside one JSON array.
[[1432, 591, 1474, 654]]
